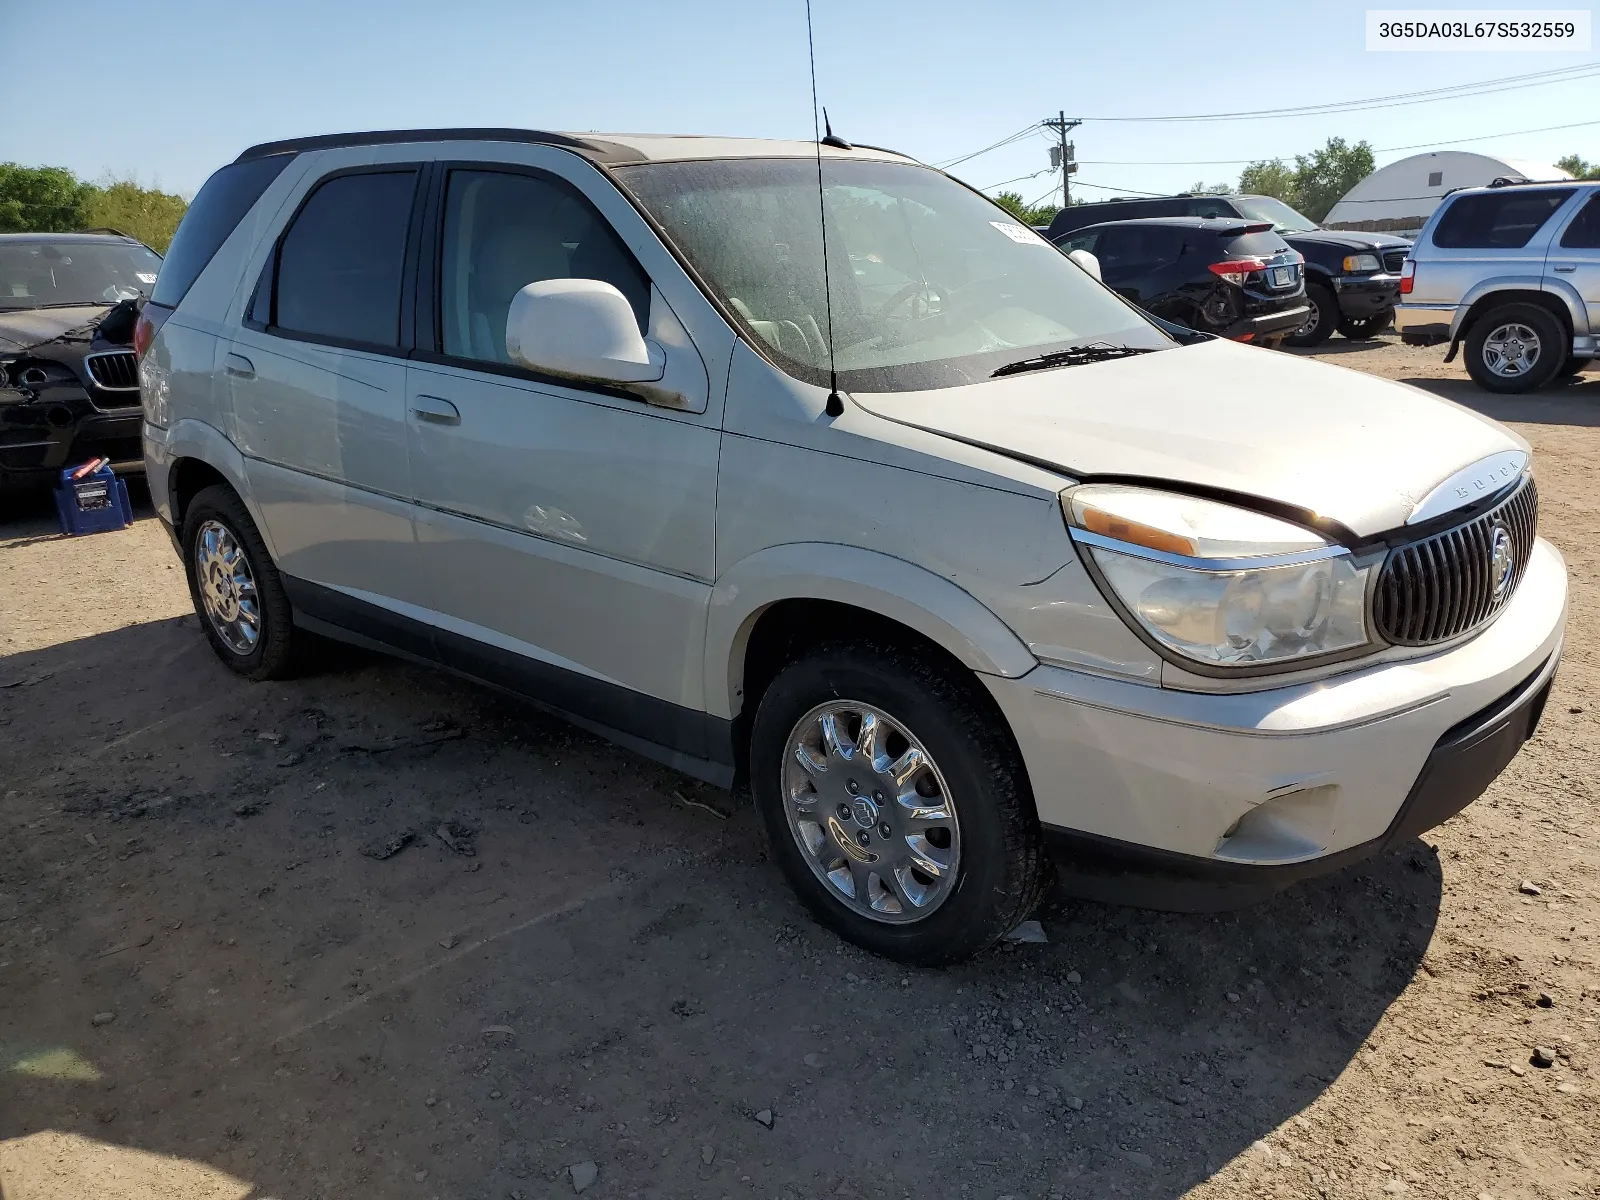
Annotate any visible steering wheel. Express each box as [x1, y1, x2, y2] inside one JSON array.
[[877, 278, 941, 322]]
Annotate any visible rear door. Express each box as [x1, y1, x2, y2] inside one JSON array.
[[404, 156, 724, 758], [1546, 190, 1600, 338], [1414, 187, 1576, 311], [227, 157, 432, 640]]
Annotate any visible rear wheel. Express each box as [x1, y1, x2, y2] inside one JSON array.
[[1284, 283, 1337, 347], [1336, 311, 1391, 340], [750, 639, 1047, 965], [1463, 303, 1565, 394], [181, 484, 300, 680]]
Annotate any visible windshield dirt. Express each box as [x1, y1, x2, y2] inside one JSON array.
[[616, 158, 1172, 391], [0, 240, 163, 310]]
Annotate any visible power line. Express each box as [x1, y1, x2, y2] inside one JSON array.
[[1076, 63, 1600, 122], [933, 124, 1040, 169], [1073, 117, 1600, 167], [982, 167, 1055, 191]]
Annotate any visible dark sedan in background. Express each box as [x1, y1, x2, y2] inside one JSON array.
[[1055, 217, 1310, 346], [0, 230, 159, 493], [1046, 193, 1411, 346]]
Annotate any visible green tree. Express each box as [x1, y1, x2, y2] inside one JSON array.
[[85, 178, 189, 252], [1556, 154, 1600, 180], [0, 163, 96, 233], [1238, 158, 1297, 203], [1237, 138, 1376, 222], [1186, 180, 1232, 196], [991, 190, 1061, 227], [1291, 137, 1375, 222]]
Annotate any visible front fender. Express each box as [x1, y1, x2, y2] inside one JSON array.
[[705, 542, 1038, 721]]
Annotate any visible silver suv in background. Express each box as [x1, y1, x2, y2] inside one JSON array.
[[1396, 179, 1600, 393], [140, 129, 1565, 964]]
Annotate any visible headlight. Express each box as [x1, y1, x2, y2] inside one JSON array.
[[1063, 485, 1374, 670], [1342, 253, 1381, 273]]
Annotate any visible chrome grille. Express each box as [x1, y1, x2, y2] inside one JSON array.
[[84, 350, 139, 391], [1373, 477, 1538, 646], [1382, 250, 1407, 274]]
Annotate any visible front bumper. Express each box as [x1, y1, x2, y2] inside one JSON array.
[[983, 536, 1567, 909], [1331, 273, 1400, 318], [1220, 302, 1311, 342], [0, 387, 143, 487]]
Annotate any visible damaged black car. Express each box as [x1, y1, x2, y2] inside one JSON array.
[[0, 230, 161, 494]]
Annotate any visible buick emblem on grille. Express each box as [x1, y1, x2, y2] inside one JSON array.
[[1490, 526, 1515, 597]]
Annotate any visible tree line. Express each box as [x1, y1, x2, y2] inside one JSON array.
[[994, 138, 1599, 228], [0, 164, 188, 252]]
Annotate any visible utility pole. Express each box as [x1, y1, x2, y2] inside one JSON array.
[[1043, 111, 1081, 208]]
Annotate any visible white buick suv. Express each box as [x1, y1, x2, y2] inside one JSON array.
[[138, 129, 1566, 964]]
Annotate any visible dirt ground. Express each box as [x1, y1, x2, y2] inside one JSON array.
[[1, 336, 1597, 1200]]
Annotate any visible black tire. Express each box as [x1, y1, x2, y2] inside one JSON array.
[[750, 639, 1048, 966], [1463, 303, 1566, 395], [1336, 310, 1392, 340], [181, 484, 300, 680], [1284, 283, 1337, 347], [1556, 354, 1586, 379]]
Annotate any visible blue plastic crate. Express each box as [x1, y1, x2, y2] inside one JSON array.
[[54, 461, 132, 536]]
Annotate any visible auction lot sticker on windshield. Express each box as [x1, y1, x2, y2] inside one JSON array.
[[991, 221, 1049, 246], [1367, 9, 1590, 50]]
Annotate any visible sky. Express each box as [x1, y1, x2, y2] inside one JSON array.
[[2, 0, 1596, 201]]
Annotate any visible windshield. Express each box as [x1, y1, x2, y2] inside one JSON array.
[[1231, 196, 1319, 234], [0, 240, 162, 311], [616, 158, 1172, 392]]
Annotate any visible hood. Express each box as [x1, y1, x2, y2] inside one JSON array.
[[1283, 229, 1412, 252], [852, 338, 1525, 539], [0, 305, 111, 352]]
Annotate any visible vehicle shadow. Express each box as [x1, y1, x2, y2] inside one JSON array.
[[0, 614, 1442, 1199], [1398, 372, 1600, 427]]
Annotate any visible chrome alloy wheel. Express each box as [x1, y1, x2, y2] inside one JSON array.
[[1482, 322, 1542, 379], [781, 701, 961, 924], [194, 519, 261, 655]]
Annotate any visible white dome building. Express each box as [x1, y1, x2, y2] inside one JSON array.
[[1323, 151, 1573, 236]]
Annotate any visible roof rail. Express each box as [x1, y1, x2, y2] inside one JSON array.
[[78, 227, 136, 238], [234, 128, 650, 165]]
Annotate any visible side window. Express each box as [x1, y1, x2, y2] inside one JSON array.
[[269, 170, 418, 348], [1183, 198, 1234, 220], [1101, 226, 1180, 271], [1559, 194, 1600, 249], [1432, 190, 1576, 249], [1061, 231, 1099, 254], [439, 169, 649, 366]]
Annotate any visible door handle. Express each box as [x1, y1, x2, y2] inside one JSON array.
[[223, 352, 255, 379], [411, 395, 461, 426], [1553, 265, 1577, 273]]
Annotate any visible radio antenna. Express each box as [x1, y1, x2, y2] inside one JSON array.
[[804, 0, 845, 418]]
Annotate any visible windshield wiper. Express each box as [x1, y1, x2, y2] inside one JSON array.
[[991, 344, 1155, 378]]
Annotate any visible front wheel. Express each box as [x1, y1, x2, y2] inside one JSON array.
[[1284, 284, 1337, 347], [750, 640, 1047, 965], [1463, 303, 1565, 394], [1336, 311, 1391, 340], [181, 484, 301, 680]]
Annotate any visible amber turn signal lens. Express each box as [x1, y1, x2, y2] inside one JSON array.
[[1078, 506, 1198, 556]]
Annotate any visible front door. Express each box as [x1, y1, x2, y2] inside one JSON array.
[[405, 163, 722, 761], [1547, 191, 1600, 341]]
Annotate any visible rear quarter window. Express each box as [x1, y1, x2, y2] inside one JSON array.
[[150, 155, 293, 308], [1431, 190, 1576, 249]]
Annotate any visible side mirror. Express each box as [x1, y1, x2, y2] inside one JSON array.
[[1068, 248, 1102, 281], [505, 278, 665, 384]]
